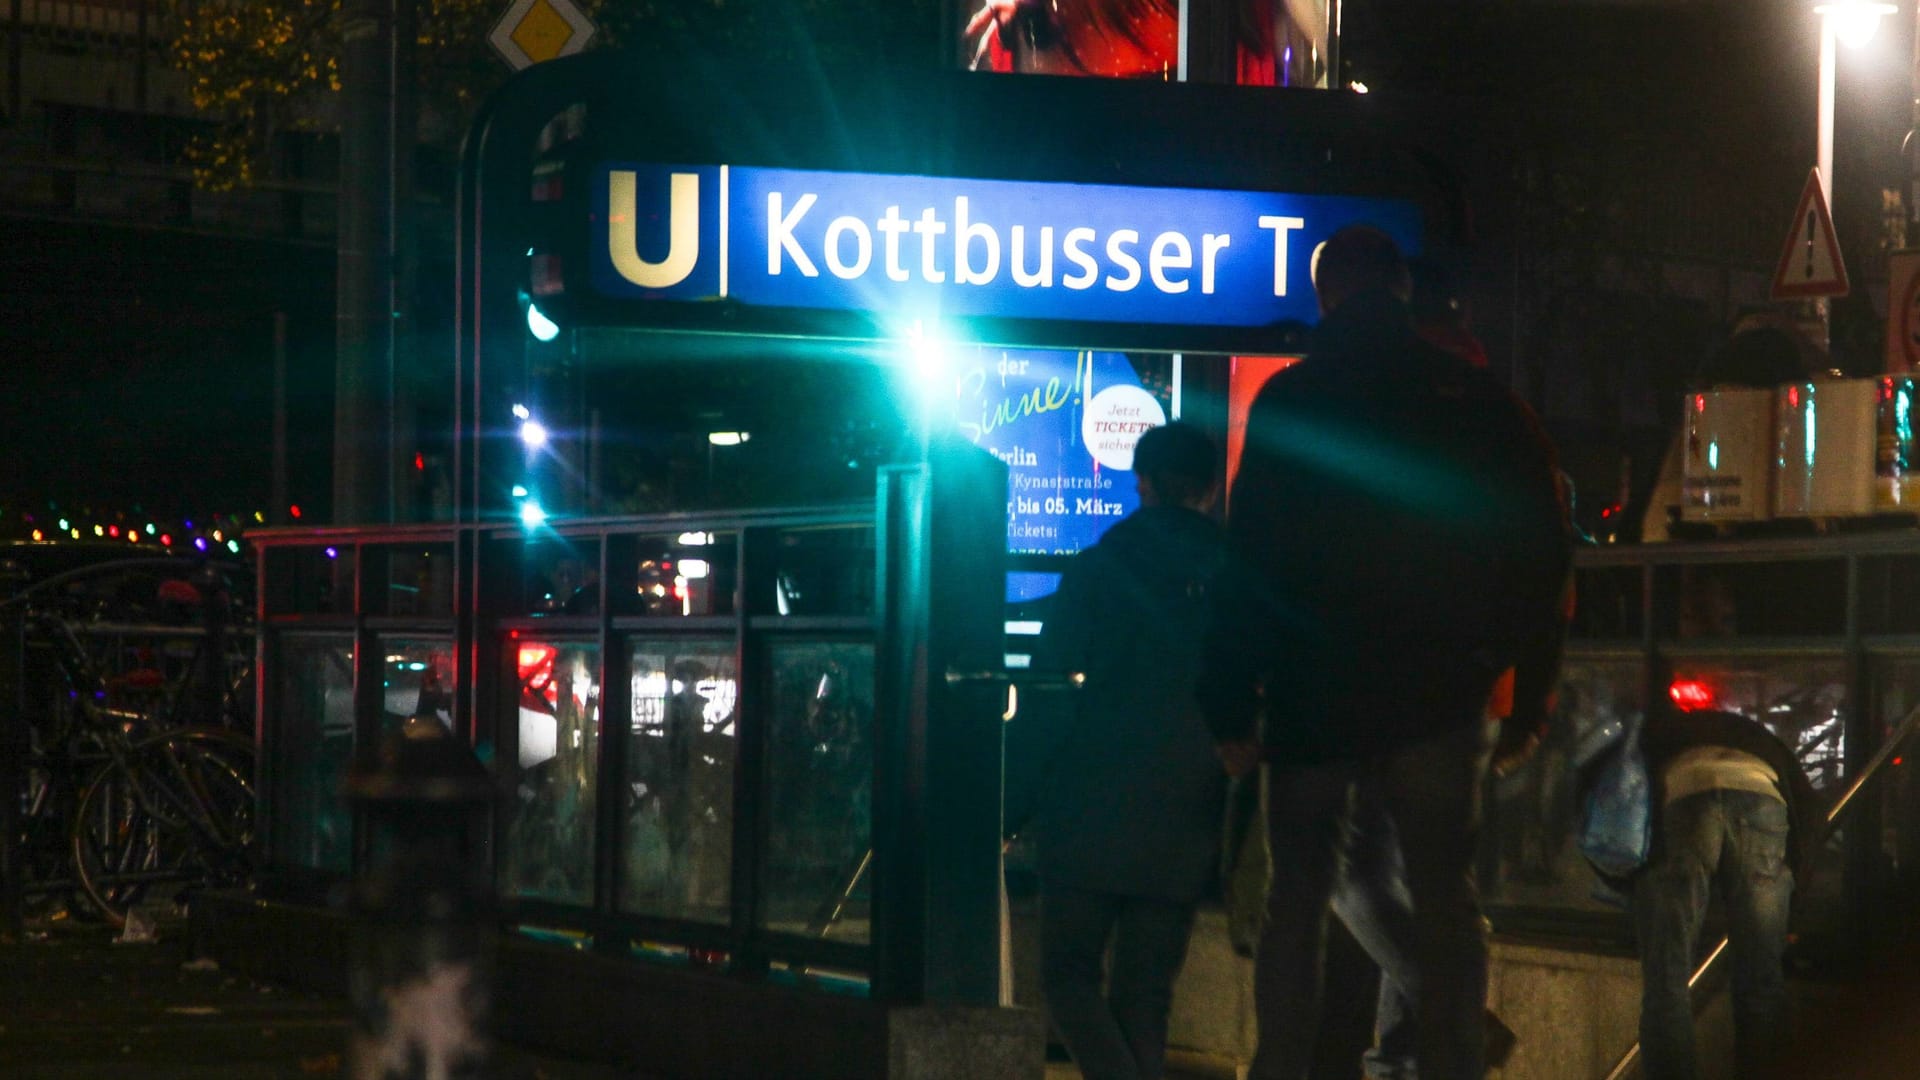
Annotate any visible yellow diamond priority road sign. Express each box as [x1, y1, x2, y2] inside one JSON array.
[[489, 0, 596, 72]]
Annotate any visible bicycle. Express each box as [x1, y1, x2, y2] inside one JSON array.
[[3, 555, 256, 927]]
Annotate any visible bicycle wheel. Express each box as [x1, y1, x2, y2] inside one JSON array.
[[69, 728, 255, 927]]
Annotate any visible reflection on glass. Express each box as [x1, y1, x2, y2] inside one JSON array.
[[521, 539, 601, 617], [565, 330, 911, 516], [273, 634, 355, 873], [1482, 657, 1645, 914], [504, 640, 602, 905], [773, 526, 876, 617], [632, 535, 736, 618], [1875, 659, 1920, 912], [379, 545, 455, 616], [1484, 654, 1849, 925], [1669, 658, 1848, 792], [621, 641, 738, 923], [763, 642, 875, 941], [264, 546, 354, 615], [379, 638, 454, 735]]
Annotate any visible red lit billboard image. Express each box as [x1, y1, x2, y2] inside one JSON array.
[[962, 0, 1331, 86]]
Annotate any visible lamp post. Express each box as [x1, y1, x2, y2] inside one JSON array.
[[1812, 1, 1895, 351]]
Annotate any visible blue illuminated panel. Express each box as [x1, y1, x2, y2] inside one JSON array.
[[592, 164, 1420, 328], [952, 347, 1167, 556]]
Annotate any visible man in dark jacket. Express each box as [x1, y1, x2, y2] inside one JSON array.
[[1633, 699, 1821, 1080], [1201, 226, 1570, 1080], [1025, 421, 1229, 1080]]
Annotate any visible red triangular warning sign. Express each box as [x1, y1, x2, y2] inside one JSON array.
[[1771, 168, 1850, 300]]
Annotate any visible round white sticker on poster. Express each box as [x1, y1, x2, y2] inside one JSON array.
[[1082, 385, 1167, 471]]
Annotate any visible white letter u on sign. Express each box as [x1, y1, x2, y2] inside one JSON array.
[[608, 170, 699, 288]]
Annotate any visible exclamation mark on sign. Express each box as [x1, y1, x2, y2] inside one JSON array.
[[1806, 210, 1817, 277]]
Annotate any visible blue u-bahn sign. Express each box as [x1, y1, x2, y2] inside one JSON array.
[[590, 164, 1419, 328]]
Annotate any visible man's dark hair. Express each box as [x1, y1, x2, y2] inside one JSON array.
[[1133, 422, 1217, 506], [1312, 225, 1412, 313]]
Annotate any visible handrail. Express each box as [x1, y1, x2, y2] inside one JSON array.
[[1601, 700, 1920, 1080]]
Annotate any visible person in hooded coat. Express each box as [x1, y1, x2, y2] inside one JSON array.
[[1021, 420, 1229, 1080]]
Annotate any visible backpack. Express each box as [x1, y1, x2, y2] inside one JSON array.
[[1577, 716, 1654, 889]]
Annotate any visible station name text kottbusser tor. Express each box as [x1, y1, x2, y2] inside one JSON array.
[[588, 164, 1422, 329]]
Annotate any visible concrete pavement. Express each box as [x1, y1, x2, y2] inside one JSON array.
[[0, 913, 630, 1079]]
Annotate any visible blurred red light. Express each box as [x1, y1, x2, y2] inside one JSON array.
[[290, 504, 302, 519], [1668, 679, 1715, 711]]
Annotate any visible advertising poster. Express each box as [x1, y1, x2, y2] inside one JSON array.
[[951, 347, 1176, 571], [957, 0, 1330, 87]]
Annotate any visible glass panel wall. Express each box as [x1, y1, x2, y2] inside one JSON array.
[[621, 640, 738, 923], [1482, 655, 1646, 916], [378, 637, 455, 734], [1872, 655, 1920, 903], [626, 534, 737, 619], [763, 640, 876, 941], [529, 330, 916, 520], [374, 543, 455, 616], [503, 638, 603, 905], [262, 545, 353, 616], [270, 633, 356, 873]]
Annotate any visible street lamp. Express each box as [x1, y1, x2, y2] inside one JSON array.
[[1815, 2, 1896, 207], [1809, 2, 1895, 351]]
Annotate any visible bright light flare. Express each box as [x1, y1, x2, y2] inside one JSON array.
[[527, 302, 561, 342], [904, 319, 951, 385], [520, 419, 549, 449], [1669, 678, 1716, 712], [519, 501, 548, 528], [1818, 1, 1896, 48], [707, 431, 750, 447]]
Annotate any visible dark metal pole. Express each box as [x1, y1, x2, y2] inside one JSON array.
[[273, 312, 289, 523], [0, 568, 27, 943], [134, 0, 148, 112], [333, 0, 394, 526], [387, 0, 417, 524], [8, 0, 23, 123]]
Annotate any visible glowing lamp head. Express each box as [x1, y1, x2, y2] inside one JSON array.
[[520, 501, 548, 528], [1818, 1, 1896, 48], [707, 431, 750, 447], [520, 419, 549, 450]]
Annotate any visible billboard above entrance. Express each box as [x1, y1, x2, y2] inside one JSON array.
[[588, 163, 1419, 330]]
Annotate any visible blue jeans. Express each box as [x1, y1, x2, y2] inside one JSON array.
[[1041, 884, 1198, 1080], [1250, 720, 1496, 1080], [1633, 789, 1794, 1080]]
